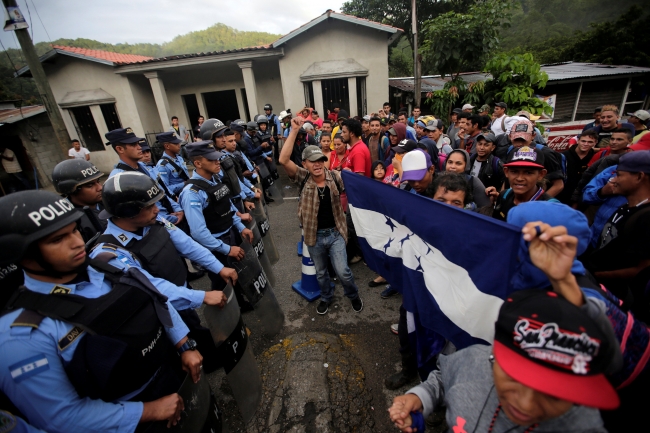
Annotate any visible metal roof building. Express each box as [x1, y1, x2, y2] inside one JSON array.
[[390, 62, 650, 123]]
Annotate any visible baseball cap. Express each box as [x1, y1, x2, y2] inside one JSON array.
[[302, 122, 315, 131], [394, 139, 419, 154], [302, 145, 328, 162], [401, 149, 432, 182], [338, 109, 349, 120], [186, 141, 222, 161], [156, 131, 183, 144], [476, 132, 497, 143], [387, 127, 397, 136], [617, 150, 650, 173], [425, 119, 443, 131], [362, 115, 371, 122], [462, 104, 474, 110], [516, 110, 541, 121], [628, 110, 650, 121], [138, 139, 150, 152], [479, 104, 491, 112], [504, 145, 545, 169], [510, 119, 534, 141], [495, 102, 508, 109], [452, 108, 463, 114], [105, 127, 144, 146], [494, 289, 619, 410]]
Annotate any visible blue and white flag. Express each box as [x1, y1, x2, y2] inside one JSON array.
[[342, 172, 521, 348]]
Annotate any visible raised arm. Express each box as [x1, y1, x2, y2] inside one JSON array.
[[278, 116, 305, 179]]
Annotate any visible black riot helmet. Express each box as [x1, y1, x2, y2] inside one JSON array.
[[247, 121, 258, 132], [0, 191, 83, 266], [52, 159, 104, 195], [100, 172, 164, 219], [199, 118, 227, 141], [264, 103, 272, 111], [256, 115, 269, 125]]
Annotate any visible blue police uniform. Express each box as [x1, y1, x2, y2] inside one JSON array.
[[0, 410, 46, 433], [110, 160, 183, 224], [238, 149, 258, 180], [0, 268, 189, 433], [180, 171, 246, 255], [157, 153, 190, 196], [89, 216, 225, 310]]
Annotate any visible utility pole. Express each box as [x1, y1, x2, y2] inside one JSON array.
[[412, 0, 421, 108], [3, 0, 70, 158]]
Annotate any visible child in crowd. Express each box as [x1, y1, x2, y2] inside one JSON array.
[[469, 132, 505, 190], [371, 160, 386, 182]]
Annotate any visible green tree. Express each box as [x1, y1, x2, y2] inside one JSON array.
[[482, 53, 552, 116], [420, 0, 513, 78]]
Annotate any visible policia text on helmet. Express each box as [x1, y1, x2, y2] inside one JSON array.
[[0, 190, 210, 431]]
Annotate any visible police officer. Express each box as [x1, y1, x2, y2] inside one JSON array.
[[90, 171, 237, 372], [105, 127, 184, 225], [230, 119, 259, 183], [51, 159, 107, 244], [219, 130, 261, 211], [179, 141, 255, 304], [0, 410, 46, 432], [244, 121, 276, 203], [139, 139, 157, 176], [156, 131, 190, 196], [0, 190, 203, 432]]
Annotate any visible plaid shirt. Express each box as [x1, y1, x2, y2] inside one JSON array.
[[292, 166, 347, 247]]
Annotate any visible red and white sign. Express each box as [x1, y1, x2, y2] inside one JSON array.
[[545, 121, 590, 152]]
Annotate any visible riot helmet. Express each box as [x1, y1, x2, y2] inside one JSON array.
[[101, 172, 164, 219], [256, 115, 269, 125], [199, 118, 227, 141], [264, 103, 272, 111], [0, 190, 83, 266], [52, 159, 104, 196], [246, 121, 258, 132]]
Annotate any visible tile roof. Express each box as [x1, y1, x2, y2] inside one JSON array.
[[123, 45, 273, 66], [52, 45, 154, 65], [0, 105, 46, 124]]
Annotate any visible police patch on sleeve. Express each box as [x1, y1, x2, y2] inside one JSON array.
[[9, 354, 49, 383], [190, 201, 202, 207], [160, 217, 177, 230], [0, 410, 17, 432]]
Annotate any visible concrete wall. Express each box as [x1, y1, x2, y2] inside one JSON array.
[[126, 74, 163, 133], [252, 58, 285, 117], [278, 20, 389, 116]]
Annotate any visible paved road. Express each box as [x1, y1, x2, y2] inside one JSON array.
[[192, 169, 439, 432]]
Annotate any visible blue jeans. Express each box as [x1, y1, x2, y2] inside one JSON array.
[[307, 228, 360, 303]]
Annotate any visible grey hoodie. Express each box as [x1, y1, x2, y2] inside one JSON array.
[[408, 345, 607, 432], [446, 149, 491, 208]]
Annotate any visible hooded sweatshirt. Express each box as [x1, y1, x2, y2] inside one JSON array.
[[446, 149, 491, 208], [386, 123, 407, 171]]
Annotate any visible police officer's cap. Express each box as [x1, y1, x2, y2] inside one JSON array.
[[246, 121, 258, 131], [186, 141, 223, 161], [264, 103, 272, 111], [105, 127, 144, 147], [52, 159, 104, 195], [100, 172, 164, 219], [0, 191, 83, 266], [199, 118, 227, 141], [138, 139, 151, 152], [156, 131, 183, 144]]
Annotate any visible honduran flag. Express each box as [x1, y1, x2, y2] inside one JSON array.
[[342, 171, 521, 349]]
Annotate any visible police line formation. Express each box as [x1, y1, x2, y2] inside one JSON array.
[[1, 102, 649, 432]]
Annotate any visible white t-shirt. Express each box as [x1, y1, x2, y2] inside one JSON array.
[[490, 115, 518, 136], [470, 160, 483, 177], [69, 147, 90, 160], [1, 149, 22, 173]]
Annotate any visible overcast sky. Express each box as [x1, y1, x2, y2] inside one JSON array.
[[1, 0, 345, 50]]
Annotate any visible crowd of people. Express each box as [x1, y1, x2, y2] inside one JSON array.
[[0, 96, 649, 432]]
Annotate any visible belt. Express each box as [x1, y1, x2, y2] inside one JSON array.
[[316, 227, 338, 236]]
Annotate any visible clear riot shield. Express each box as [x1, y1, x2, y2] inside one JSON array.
[[244, 218, 277, 286], [229, 242, 284, 337], [250, 198, 279, 265], [203, 284, 262, 424]]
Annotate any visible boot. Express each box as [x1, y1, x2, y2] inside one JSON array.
[[384, 352, 418, 390]]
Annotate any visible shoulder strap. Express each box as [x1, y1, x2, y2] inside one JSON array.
[[116, 162, 136, 172], [159, 159, 169, 166], [299, 172, 312, 196], [161, 156, 189, 180], [329, 169, 344, 193], [10, 308, 45, 329], [186, 178, 212, 192]]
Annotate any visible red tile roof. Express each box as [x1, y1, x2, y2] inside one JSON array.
[[125, 45, 273, 65], [52, 45, 154, 65], [0, 105, 46, 124]]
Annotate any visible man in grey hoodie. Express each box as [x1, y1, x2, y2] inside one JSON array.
[[445, 149, 492, 208], [389, 222, 620, 433]]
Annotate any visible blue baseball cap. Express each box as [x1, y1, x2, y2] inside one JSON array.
[[105, 127, 143, 146], [138, 139, 150, 152], [186, 141, 222, 160], [156, 131, 183, 144], [618, 150, 650, 174]]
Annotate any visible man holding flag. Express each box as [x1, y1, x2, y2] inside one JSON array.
[[279, 116, 363, 315]]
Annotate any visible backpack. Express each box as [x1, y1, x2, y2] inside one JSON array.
[[507, 143, 567, 180], [437, 153, 447, 172]]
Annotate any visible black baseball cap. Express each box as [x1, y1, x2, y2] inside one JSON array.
[[452, 108, 462, 114], [494, 289, 619, 410], [394, 139, 419, 154], [186, 140, 222, 160], [156, 131, 182, 144], [476, 132, 497, 143], [495, 102, 508, 109], [504, 145, 545, 169], [105, 127, 144, 146]]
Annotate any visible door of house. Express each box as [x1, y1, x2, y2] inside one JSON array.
[[182, 94, 201, 140], [69, 106, 104, 151], [321, 78, 350, 114], [203, 90, 240, 123]]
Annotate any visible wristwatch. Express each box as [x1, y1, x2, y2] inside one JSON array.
[[178, 338, 198, 354]]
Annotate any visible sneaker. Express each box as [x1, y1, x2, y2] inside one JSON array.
[[351, 297, 363, 312], [349, 255, 362, 264], [316, 301, 330, 315], [390, 323, 399, 335], [380, 285, 399, 299]]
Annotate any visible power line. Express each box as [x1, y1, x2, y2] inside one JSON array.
[[22, 0, 33, 40], [29, 0, 51, 42]]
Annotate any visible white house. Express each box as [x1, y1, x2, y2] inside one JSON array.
[[17, 10, 402, 175]]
